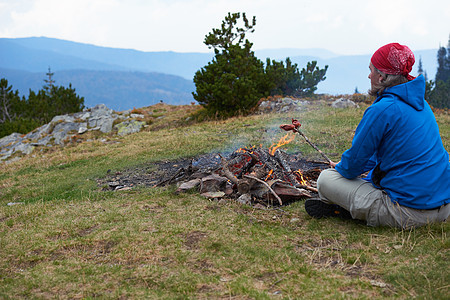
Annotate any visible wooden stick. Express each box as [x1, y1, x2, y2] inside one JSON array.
[[243, 175, 283, 206], [295, 129, 332, 164], [219, 154, 239, 184], [296, 184, 318, 193]]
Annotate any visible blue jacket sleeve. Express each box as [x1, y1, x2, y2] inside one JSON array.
[[335, 102, 392, 179]]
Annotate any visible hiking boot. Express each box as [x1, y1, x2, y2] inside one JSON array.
[[305, 198, 352, 220]]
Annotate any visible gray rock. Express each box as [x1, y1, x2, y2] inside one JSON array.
[[0, 132, 23, 148], [237, 194, 252, 205], [258, 98, 309, 113], [51, 115, 76, 123], [121, 109, 132, 116], [0, 104, 147, 163], [51, 122, 82, 145], [86, 104, 119, 133], [258, 101, 271, 110], [30, 135, 52, 147], [130, 113, 145, 119], [13, 142, 34, 155], [331, 98, 358, 108], [25, 123, 52, 140], [115, 120, 146, 136], [90, 104, 113, 116], [201, 191, 226, 199], [72, 111, 91, 121], [108, 181, 121, 188], [280, 106, 291, 113], [281, 97, 294, 105], [78, 123, 88, 134], [0, 148, 14, 161], [89, 114, 118, 133], [99, 118, 116, 133]]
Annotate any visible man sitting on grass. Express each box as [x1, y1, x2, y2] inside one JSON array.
[[305, 43, 449, 229]]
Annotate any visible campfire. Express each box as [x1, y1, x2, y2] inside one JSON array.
[[100, 119, 330, 207], [173, 118, 332, 206], [213, 143, 320, 205]]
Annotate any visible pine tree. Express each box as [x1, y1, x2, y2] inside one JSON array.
[[44, 67, 55, 95], [435, 36, 450, 83], [50, 84, 85, 117], [194, 42, 267, 117], [428, 36, 450, 109], [0, 79, 38, 138], [294, 61, 328, 97], [0, 78, 15, 123], [0, 74, 85, 138], [193, 13, 269, 117], [265, 58, 328, 97], [418, 57, 424, 76], [265, 57, 300, 96], [193, 12, 329, 117], [435, 46, 448, 83]]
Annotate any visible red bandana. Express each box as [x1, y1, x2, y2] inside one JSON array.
[[371, 43, 416, 81]]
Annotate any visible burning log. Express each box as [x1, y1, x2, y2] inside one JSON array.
[[274, 149, 301, 187], [270, 181, 311, 200], [217, 144, 318, 206], [219, 154, 254, 195], [236, 152, 259, 178], [257, 147, 286, 181]]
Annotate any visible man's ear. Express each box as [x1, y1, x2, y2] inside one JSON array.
[[378, 73, 385, 83]]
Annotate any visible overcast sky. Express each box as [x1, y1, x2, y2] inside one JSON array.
[[1, 0, 449, 55]]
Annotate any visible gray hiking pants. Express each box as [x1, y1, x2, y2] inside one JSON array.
[[317, 168, 450, 229]]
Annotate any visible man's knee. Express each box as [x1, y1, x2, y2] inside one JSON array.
[[317, 168, 339, 191]]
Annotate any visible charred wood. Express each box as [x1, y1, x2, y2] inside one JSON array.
[[243, 175, 283, 205], [274, 149, 301, 187]]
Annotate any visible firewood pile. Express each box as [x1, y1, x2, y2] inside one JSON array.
[[175, 145, 328, 206]]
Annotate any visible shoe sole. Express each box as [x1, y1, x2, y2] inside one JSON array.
[[305, 199, 352, 219]]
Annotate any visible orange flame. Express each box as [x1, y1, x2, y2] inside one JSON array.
[[294, 169, 308, 186], [236, 144, 261, 154], [265, 169, 274, 181], [269, 133, 295, 156]]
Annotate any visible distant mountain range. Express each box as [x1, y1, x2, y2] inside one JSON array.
[[0, 37, 439, 110]]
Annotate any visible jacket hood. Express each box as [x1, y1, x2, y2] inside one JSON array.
[[380, 75, 426, 111]]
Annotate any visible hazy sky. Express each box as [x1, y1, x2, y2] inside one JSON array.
[[1, 0, 449, 55]]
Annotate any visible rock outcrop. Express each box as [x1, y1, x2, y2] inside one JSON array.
[[257, 97, 310, 113], [331, 98, 359, 108], [0, 104, 146, 163]]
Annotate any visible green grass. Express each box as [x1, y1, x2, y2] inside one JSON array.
[[0, 102, 449, 299]]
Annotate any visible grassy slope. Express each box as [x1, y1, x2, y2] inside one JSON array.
[[0, 102, 449, 299]]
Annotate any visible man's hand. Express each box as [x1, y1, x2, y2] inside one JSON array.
[[329, 161, 339, 168]]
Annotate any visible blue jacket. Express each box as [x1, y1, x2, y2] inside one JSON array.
[[335, 75, 450, 209]]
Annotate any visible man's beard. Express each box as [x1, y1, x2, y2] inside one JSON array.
[[368, 84, 382, 96]]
